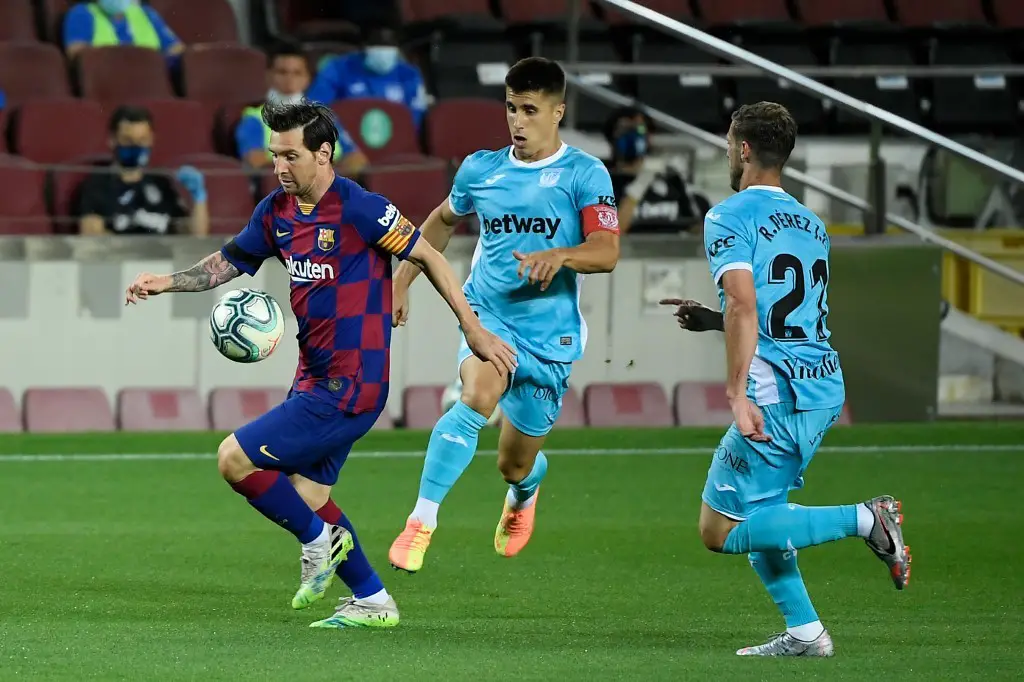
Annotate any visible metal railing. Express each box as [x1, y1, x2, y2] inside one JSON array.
[[564, 0, 1024, 288]]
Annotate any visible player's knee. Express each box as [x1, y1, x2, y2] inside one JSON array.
[[459, 374, 503, 418], [698, 521, 727, 553], [217, 435, 254, 482], [497, 458, 531, 484]]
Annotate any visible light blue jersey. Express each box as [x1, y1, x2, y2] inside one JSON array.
[[449, 143, 617, 364], [703, 185, 845, 411]]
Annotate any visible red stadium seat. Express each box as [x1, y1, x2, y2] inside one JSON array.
[[130, 99, 216, 165], [181, 45, 266, 105], [673, 382, 734, 427], [331, 99, 422, 163], [404, 0, 494, 22], [363, 162, 450, 225], [556, 386, 585, 428], [50, 154, 114, 234], [426, 98, 509, 162], [77, 46, 174, 104], [0, 157, 50, 235], [14, 99, 107, 164], [402, 385, 446, 429], [209, 387, 287, 431], [117, 388, 208, 431], [147, 0, 240, 44], [891, 0, 987, 26], [498, 0, 596, 24], [795, 0, 890, 26], [374, 410, 395, 430], [0, 0, 39, 41], [0, 388, 22, 433], [23, 387, 115, 433], [0, 44, 70, 105], [583, 382, 674, 427], [991, 0, 1024, 28], [694, 0, 792, 25], [40, 0, 73, 43]]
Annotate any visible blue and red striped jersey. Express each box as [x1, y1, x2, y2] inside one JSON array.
[[221, 174, 421, 414]]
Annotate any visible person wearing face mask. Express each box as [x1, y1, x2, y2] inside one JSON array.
[[63, 0, 184, 63], [76, 106, 209, 236], [305, 26, 428, 129], [605, 107, 706, 235], [236, 43, 367, 177]]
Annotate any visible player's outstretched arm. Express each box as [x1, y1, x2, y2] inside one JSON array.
[[405, 237, 518, 376], [720, 269, 769, 442], [659, 298, 725, 332], [124, 252, 241, 305], [393, 199, 459, 289]]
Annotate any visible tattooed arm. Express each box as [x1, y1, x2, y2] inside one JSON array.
[[125, 252, 242, 305]]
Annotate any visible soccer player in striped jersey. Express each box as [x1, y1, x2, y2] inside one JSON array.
[[125, 100, 516, 629]]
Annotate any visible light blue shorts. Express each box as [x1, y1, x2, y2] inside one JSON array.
[[456, 307, 572, 437], [701, 401, 843, 520]]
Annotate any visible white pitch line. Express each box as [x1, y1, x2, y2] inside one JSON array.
[[0, 443, 1021, 463]]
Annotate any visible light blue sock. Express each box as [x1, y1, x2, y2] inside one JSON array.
[[722, 503, 859, 554], [417, 401, 489, 504], [509, 452, 548, 502], [748, 551, 819, 628]]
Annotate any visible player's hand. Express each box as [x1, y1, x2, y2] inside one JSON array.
[[513, 249, 566, 292], [125, 272, 172, 305], [659, 298, 723, 332], [392, 283, 410, 327], [730, 396, 772, 443], [463, 324, 518, 376]]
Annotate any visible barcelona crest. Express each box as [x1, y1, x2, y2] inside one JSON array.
[[317, 227, 336, 251]]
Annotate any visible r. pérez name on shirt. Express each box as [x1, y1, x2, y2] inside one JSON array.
[[480, 213, 561, 239], [758, 211, 829, 248]]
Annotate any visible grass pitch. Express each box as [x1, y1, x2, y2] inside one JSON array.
[[0, 423, 1021, 680]]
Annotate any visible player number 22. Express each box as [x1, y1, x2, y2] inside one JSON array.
[[767, 254, 829, 342]]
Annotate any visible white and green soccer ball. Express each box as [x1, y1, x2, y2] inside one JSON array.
[[441, 379, 502, 427], [209, 288, 285, 363]]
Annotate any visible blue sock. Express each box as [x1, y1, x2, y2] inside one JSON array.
[[418, 401, 489, 504], [318, 503, 385, 600], [230, 470, 323, 543], [748, 551, 819, 628], [722, 503, 859, 554], [509, 452, 548, 502]]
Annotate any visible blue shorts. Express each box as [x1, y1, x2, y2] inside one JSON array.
[[701, 401, 843, 521], [234, 390, 381, 486], [456, 307, 572, 437]]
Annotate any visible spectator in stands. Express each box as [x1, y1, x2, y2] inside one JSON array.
[[306, 26, 428, 128], [63, 0, 183, 62], [604, 107, 706, 235], [236, 43, 368, 177], [76, 106, 209, 236]]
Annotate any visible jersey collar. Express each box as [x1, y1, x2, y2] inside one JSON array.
[[506, 141, 568, 169], [745, 184, 786, 193]]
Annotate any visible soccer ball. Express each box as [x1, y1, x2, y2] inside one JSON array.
[[209, 288, 285, 363], [441, 379, 502, 427]]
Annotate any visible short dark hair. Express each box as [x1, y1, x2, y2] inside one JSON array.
[[109, 105, 153, 133], [266, 40, 308, 68], [730, 102, 797, 169], [261, 99, 339, 157], [505, 57, 566, 100]]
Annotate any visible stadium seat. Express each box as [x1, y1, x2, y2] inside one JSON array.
[[0, 388, 21, 433], [23, 387, 115, 433], [426, 98, 509, 161], [0, 157, 50, 235], [181, 45, 266, 105], [427, 41, 518, 101], [0, 44, 72, 105], [14, 99, 107, 164], [402, 385, 446, 429], [830, 42, 924, 133], [117, 388, 208, 431], [130, 99, 216, 165], [796, 0, 891, 28], [731, 43, 827, 133], [928, 43, 1020, 135], [40, 0, 73, 43], [402, 0, 504, 39], [891, 0, 988, 28], [635, 42, 726, 132], [498, 0, 601, 30], [0, 0, 39, 42], [76, 46, 174, 104], [583, 382, 674, 428], [991, 0, 1024, 29], [272, 0, 361, 41], [331, 99, 422, 164], [363, 162, 450, 225], [695, 0, 794, 29], [535, 41, 627, 130], [673, 382, 734, 427], [374, 410, 395, 430], [170, 154, 257, 234], [147, 0, 240, 44], [209, 387, 287, 431], [49, 154, 114, 234], [556, 386, 585, 428]]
